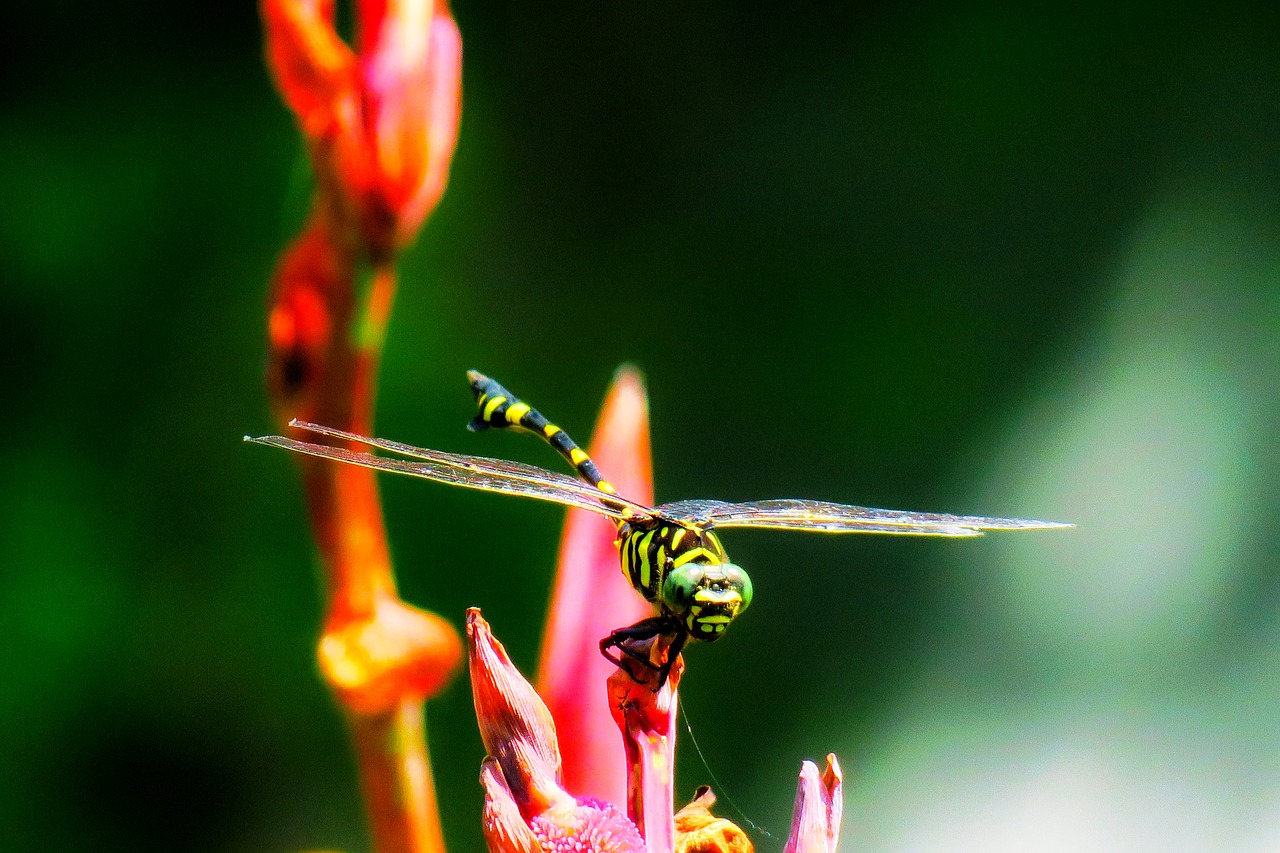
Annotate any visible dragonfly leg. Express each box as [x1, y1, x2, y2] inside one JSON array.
[[599, 616, 686, 685]]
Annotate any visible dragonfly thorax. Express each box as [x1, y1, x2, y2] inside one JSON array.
[[616, 516, 752, 641]]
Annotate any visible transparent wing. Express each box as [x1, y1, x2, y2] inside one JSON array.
[[246, 420, 658, 523], [656, 498, 1072, 537]]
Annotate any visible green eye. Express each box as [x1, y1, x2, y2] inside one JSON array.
[[731, 565, 753, 612], [661, 564, 705, 613]]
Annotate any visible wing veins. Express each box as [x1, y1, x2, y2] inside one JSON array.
[[656, 498, 1072, 537], [247, 427, 651, 521]]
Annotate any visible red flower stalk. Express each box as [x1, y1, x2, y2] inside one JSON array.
[[607, 633, 683, 851], [259, 2, 463, 852]]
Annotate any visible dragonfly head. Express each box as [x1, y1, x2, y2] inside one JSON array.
[[661, 561, 753, 642]]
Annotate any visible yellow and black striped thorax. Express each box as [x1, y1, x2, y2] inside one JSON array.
[[617, 520, 728, 606], [468, 371, 618, 495]]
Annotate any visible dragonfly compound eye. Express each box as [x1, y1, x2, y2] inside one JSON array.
[[661, 562, 705, 612], [664, 562, 752, 642], [722, 563, 752, 613]]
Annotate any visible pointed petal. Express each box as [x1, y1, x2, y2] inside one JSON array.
[[469, 609, 574, 820], [674, 788, 754, 853], [538, 366, 655, 804], [782, 755, 843, 853], [482, 756, 543, 853]]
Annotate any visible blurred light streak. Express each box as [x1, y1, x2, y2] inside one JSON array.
[[842, 184, 1280, 851]]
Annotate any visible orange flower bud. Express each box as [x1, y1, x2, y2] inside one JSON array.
[[265, 216, 344, 417], [318, 594, 462, 715]]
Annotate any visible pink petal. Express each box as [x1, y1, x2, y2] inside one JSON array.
[[537, 367, 655, 804], [468, 608, 573, 820], [394, 10, 462, 241], [782, 755, 843, 853], [474, 612, 648, 853], [359, 0, 462, 244], [482, 756, 543, 853]]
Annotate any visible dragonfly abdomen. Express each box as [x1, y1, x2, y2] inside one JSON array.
[[468, 370, 617, 495]]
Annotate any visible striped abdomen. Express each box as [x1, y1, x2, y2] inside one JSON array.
[[468, 370, 618, 495], [618, 521, 728, 605]]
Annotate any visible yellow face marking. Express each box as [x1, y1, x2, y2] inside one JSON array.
[[569, 447, 589, 466], [482, 395, 506, 420], [504, 401, 531, 423]]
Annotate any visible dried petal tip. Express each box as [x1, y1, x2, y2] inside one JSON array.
[[468, 608, 570, 819], [783, 755, 843, 853], [675, 787, 754, 853]]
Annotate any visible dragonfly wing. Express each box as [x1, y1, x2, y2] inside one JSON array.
[[656, 498, 1072, 537], [248, 430, 655, 522]]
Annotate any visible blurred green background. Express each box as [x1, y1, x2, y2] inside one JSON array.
[[4, 1, 1280, 851]]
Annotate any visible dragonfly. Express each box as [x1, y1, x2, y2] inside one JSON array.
[[248, 370, 1071, 683]]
